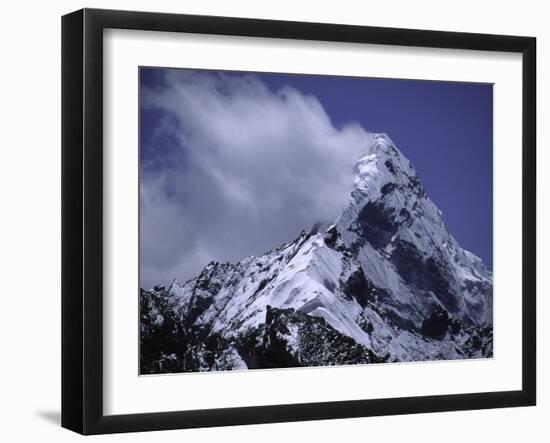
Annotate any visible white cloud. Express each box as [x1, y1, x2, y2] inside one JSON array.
[[140, 70, 370, 288]]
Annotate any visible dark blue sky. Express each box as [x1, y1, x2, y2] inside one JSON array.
[[141, 68, 493, 270]]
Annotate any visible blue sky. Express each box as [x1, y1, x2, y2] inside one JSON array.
[[140, 68, 492, 288]]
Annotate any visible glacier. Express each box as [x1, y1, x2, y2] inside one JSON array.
[[140, 133, 493, 373]]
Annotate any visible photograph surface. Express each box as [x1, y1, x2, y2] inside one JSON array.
[[139, 68, 493, 374]]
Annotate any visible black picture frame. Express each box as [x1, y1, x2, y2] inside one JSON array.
[[62, 8, 536, 435]]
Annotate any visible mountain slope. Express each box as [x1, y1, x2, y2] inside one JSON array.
[[140, 133, 493, 374]]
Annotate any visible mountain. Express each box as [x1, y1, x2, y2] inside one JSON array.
[[140, 133, 493, 374]]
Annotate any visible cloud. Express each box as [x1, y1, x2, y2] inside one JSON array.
[[140, 69, 370, 288]]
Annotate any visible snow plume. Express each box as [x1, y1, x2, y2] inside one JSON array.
[[140, 69, 370, 288]]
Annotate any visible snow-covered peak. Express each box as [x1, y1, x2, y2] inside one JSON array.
[[336, 133, 492, 326], [141, 132, 493, 373], [352, 133, 419, 202]]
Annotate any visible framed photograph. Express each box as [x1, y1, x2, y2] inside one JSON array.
[[61, 8, 536, 435]]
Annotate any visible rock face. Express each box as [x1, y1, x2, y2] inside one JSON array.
[[140, 133, 493, 374]]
